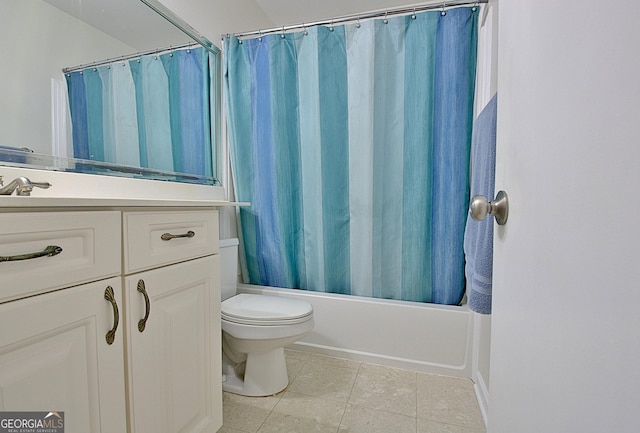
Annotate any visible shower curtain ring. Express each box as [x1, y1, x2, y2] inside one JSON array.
[[281, 26, 286, 39], [441, 1, 447, 16], [356, 16, 361, 28], [383, 10, 389, 24]]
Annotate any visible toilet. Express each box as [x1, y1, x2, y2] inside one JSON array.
[[219, 239, 314, 396]]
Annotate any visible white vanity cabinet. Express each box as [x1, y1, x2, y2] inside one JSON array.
[[0, 206, 223, 433], [122, 210, 221, 433]]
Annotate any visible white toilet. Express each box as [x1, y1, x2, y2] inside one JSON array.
[[219, 239, 314, 396]]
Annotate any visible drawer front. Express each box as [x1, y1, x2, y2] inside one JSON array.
[[124, 210, 218, 274], [0, 211, 121, 303]]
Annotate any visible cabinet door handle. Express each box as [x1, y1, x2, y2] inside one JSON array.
[[137, 279, 151, 332], [104, 286, 119, 345], [161, 230, 195, 241], [0, 245, 62, 263]]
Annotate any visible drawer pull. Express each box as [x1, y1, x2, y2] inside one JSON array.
[[161, 230, 195, 241], [0, 245, 62, 263], [137, 279, 151, 332], [104, 286, 119, 345]]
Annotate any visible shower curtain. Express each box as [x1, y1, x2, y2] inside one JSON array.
[[225, 7, 478, 304], [66, 47, 214, 177]]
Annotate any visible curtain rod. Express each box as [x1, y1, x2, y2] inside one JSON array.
[[62, 41, 200, 74], [226, 0, 488, 40]]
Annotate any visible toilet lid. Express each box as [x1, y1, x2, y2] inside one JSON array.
[[221, 294, 313, 325]]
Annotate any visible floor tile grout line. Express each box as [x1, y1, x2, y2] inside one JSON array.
[[291, 353, 355, 433], [415, 370, 419, 433], [253, 385, 286, 433], [334, 361, 364, 432], [343, 363, 421, 420]]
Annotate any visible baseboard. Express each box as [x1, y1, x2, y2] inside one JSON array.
[[474, 370, 490, 428]]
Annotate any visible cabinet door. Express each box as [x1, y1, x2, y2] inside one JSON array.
[[0, 277, 127, 432], [125, 255, 222, 433]]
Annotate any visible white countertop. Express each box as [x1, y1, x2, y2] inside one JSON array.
[[0, 196, 230, 208], [0, 165, 242, 208]]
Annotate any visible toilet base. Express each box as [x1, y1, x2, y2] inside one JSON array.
[[222, 346, 289, 396]]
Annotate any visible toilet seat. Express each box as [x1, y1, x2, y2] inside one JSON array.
[[222, 294, 313, 326]]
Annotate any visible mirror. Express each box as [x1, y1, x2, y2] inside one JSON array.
[[0, 0, 220, 185]]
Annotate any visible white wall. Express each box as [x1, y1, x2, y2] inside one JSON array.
[[157, 0, 275, 48], [253, 0, 444, 25], [0, 0, 137, 154]]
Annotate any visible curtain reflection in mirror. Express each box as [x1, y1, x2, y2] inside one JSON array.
[[65, 47, 213, 178]]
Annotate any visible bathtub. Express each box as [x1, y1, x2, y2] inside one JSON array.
[[237, 283, 473, 378]]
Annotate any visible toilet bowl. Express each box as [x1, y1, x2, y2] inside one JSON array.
[[219, 239, 314, 396], [221, 293, 314, 396]]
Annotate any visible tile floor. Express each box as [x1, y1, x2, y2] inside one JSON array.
[[219, 350, 486, 433]]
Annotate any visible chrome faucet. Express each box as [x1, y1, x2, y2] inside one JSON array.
[[0, 176, 52, 196]]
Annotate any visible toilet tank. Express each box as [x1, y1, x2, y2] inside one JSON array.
[[219, 238, 240, 300]]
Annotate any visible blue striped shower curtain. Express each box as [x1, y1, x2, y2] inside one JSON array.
[[66, 47, 214, 177], [224, 7, 477, 304]]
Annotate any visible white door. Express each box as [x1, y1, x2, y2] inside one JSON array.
[[488, 1, 640, 432]]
